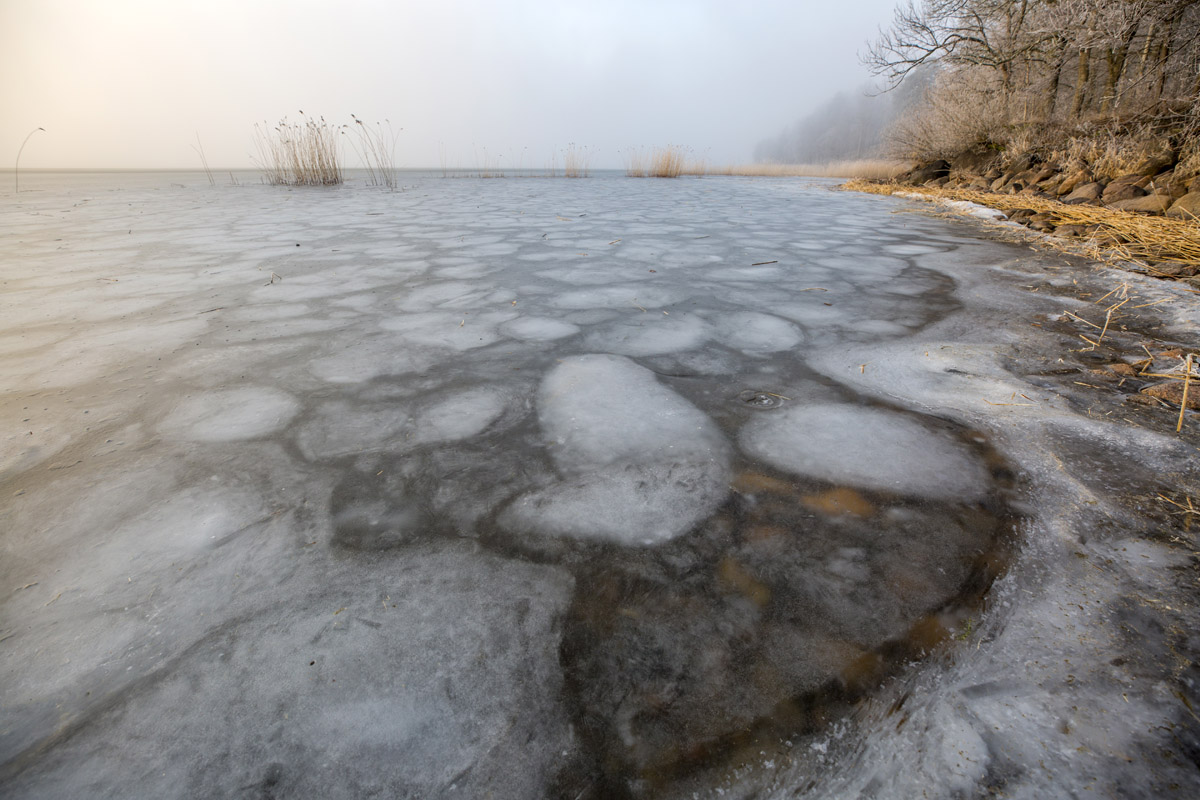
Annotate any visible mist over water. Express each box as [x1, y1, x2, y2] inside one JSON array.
[[1, 1, 901, 170]]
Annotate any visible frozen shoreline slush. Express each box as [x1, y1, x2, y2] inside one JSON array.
[[2, 172, 1199, 798]]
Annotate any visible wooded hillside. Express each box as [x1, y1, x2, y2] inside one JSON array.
[[868, 0, 1200, 170]]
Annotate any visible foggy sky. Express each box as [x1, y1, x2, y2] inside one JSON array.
[[1, 0, 899, 170]]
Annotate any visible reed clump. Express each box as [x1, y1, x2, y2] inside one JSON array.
[[624, 145, 703, 178], [843, 179, 1200, 270], [253, 112, 343, 186], [562, 144, 592, 178], [649, 145, 686, 178]]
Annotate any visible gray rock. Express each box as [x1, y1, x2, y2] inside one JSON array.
[[1101, 181, 1147, 204], [1166, 192, 1200, 220], [1132, 152, 1176, 177], [1064, 181, 1104, 203], [1108, 195, 1172, 215], [1056, 170, 1093, 196], [910, 160, 951, 184]]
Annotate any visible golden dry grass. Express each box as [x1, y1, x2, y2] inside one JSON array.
[[562, 144, 591, 178], [624, 146, 694, 178], [649, 145, 686, 178], [842, 180, 1200, 272], [709, 160, 910, 179]]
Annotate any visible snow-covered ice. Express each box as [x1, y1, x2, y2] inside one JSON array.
[[2, 171, 1198, 799], [739, 403, 988, 500]]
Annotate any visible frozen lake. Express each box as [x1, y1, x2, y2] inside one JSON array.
[[2, 172, 1199, 798]]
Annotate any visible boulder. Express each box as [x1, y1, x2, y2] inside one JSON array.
[[1054, 224, 1097, 238], [909, 160, 951, 184], [1188, 175, 1200, 194], [1064, 182, 1104, 203], [1132, 152, 1176, 177], [990, 174, 1010, 191], [1031, 166, 1059, 183], [1166, 178, 1190, 199], [1109, 172, 1152, 188], [1057, 169, 1092, 196], [1040, 176, 1064, 194], [1166, 192, 1200, 220], [1006, 152, 1037, 174], [1108, 195, 1173, 214], [950, 149, 999, 175], [1102, 181, 1147, 203], [1012, 168, 1041, 185], [1006, 208, 1037, 221]]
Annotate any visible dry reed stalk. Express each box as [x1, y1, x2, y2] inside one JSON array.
[[649, 145, 685, 178], [623, 149, 647, 177], [1180, 354, 1193, 433], [15, 127, 45, 193], [192, 134, 215, 186], [562, 144, 591, 178], [253, 113, 342, 186], [346, 116, 400, 188], [843, 181, 1200, 269]]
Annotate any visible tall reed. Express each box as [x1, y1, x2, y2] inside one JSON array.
[[562, 143, 592, 178], [253, 112, 343, 186], [346, 115, 400, 188], [649, 145, 686, 177], [15, 127, 45, 193], [192, 133, 215, 186]]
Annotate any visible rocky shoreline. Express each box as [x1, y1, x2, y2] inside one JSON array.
[[851, 151, 1200, 281], [902, 149, 1199, 219]]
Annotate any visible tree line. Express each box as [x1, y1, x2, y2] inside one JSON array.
[[867, 0, 1200, 157], [760, 1, 1200, 165]]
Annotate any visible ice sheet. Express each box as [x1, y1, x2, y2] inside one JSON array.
[[2, 172, 1197, 799]]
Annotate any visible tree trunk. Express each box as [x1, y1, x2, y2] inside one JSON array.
[[1100, 25, 1139, 115], [1072, 47, 1092, 117], [1155, 9, 1183, 101], [1044, 40, 1067, 119], [1136, 21, 1157, 84]]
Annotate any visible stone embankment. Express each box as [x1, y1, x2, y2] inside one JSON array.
[[901, 150, 1200, 222], [884, 149, 1200, 279]]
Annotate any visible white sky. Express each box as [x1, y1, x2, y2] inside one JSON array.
[[1, 0, 900, 169]]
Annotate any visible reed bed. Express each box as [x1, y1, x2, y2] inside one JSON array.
[[843, 180, 1200, 271], [710, 160, 910, 179], [253, 113, 342, 186], [624, 146, 698, 178]]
